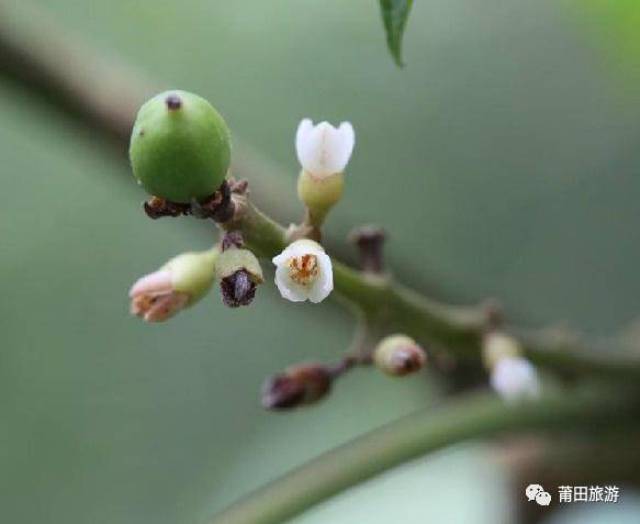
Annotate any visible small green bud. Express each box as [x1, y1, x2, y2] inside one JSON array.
[[482, 332, 522, 370], [374, 334, 427, 376], [129, 90, 231, 203]]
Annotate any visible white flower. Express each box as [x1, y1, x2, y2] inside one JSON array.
[[490, 356, 540, 403], [272, 239, 333, 303], [295, 118, 355, 178]]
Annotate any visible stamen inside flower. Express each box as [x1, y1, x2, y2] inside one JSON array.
[[287, 254, 319, 286]]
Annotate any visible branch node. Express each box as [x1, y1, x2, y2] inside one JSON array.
[[349, 225, 386, 273]]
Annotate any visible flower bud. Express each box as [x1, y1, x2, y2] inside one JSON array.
[[262, 363, 332, 410], [129, 249, 218, 322], [295, 118, 354, 226], [215, 247, 263, 308], [272, 239, 333, 303], [490, 356, 540, 403], [374, 334, 427, 376], [482, 332, 522, 370], [129, 90, 231, 203]]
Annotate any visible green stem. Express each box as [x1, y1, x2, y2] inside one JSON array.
[[208, 390, 638, 524], [4, 0, 639, 380], [233, 203, 640, 381], [3, 5, 639, 523]]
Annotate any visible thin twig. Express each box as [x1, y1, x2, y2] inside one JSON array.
[[228, 202, 640, 380], [2, 1, 636, 377], [209, 389, 640, 524], [3, 3, 640, 523]]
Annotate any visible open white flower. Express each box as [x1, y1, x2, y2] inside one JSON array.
[[296, 119, 355, 178], [490, 356, 540, 403], [272, 239, 333, 303]]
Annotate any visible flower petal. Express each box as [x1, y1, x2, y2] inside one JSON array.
[[333, 122, 355, 173], [307, 252, 333, 303], [295, 119, 355, 177], [295, 119, 315, 173], [144, 292, 189, 322], [129, 269, 173, 298], [490, 357, 540, 402], [274, 265, 309, 302]]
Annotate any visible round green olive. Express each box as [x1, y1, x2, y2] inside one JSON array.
[[129, 90, 231, 203]]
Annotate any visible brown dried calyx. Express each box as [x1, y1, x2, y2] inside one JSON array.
[[143, 179, 245, 223]]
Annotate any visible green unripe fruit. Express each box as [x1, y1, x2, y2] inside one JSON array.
[[129, 90, 231, 203]]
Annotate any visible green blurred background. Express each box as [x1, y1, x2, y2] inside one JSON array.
[[2, 0, 640, 522]]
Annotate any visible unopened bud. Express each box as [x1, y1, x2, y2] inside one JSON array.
[[262, 363, 332, 410], [215, 247, 263, 308], [129, 248, 218, 322], [490, 356, 540, 403], [374, 334, 427, 376], [482, 332, 522, 370], [295, 118, 354, 227]]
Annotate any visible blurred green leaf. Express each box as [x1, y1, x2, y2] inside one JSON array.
[[567, 0, 640, 87], [379, 0, 413, 66]]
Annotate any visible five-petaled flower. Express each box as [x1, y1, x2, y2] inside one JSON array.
[[490, 356, 540, 403], [272, 239, 333, 303], [129, 250, 217, 322], [296, 119, 355, 178]]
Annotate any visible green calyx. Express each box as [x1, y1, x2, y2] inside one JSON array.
[[215, 248, 264, 283], [129, 90, 231, 203], [164, 249, 219, 304], [297, 170, 344, 227], [482, 332, 523, 370]]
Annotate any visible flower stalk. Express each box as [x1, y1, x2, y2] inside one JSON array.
[[227, 201, 640, 382]]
